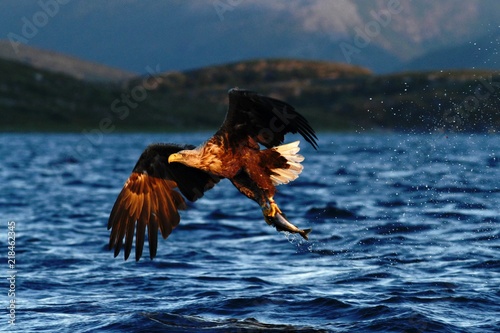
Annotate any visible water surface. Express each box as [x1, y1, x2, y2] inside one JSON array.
[[1, 133, 499, 332]]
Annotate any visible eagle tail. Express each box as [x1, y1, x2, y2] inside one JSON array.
[[269, 141, 304, 186]]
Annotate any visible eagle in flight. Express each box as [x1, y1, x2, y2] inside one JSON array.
[[108, 88, 318, 261]]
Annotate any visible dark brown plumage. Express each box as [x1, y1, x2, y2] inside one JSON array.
[[108, 88, 317, 261]]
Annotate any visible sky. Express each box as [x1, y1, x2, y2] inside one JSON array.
[[1, 1, 274, 72], [1, 1, 499, 73]]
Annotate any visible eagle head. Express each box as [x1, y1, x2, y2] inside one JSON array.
[[168, 149, 201, 167]]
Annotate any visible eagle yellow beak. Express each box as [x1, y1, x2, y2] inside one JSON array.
[[168, 153, 182, 163]]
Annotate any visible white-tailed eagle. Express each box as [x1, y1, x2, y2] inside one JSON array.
[[108, 88, 318, 261]]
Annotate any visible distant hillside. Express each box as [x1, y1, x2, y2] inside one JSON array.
[[127, 60, 499, 133], [1, 58, 498, 133], [0, 57, 125, 131], [138, 59, 371, 89], [0, 40, 136, 82]]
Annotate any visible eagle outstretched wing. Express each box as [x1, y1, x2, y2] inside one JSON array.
[[108, 143, 220, 261], [218, 88, 318, 150]]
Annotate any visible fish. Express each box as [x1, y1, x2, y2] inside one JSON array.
[[264, 212, 311, 240]]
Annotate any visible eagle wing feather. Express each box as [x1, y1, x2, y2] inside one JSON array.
[[108, 143, 221, 261], [218, 88, 318, 150]]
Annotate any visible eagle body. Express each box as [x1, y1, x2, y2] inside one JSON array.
[[108, 88, 318, 261], [169, 134, 295, 207]]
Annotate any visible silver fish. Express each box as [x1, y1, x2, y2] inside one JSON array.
[[265, 212, 311, 240]]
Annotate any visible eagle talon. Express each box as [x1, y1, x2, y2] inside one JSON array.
[[263, 201, 282, 218]]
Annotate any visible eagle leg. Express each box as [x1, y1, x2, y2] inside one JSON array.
[[262, 197, 282, 218]]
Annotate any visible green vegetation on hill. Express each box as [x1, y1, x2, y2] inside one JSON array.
[[1, 58, 499, 133], [0, 59, 122, 131]]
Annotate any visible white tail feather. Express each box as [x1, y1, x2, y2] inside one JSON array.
[[269, 141, 304, 186]]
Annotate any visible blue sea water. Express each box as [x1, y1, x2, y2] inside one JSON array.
[[1, 132, 499, 333]]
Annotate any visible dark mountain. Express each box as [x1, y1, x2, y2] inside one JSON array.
[[1, 57, 498, 133], [403, 32, 500, 72], [0, 40, 136, 81], [0, 57, 123, 131]]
